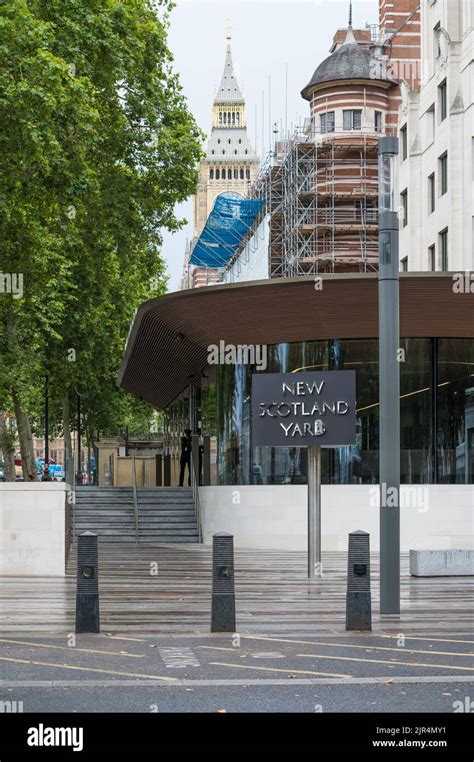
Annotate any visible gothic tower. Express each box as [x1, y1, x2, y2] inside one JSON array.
[[183, 27, 259, 289]]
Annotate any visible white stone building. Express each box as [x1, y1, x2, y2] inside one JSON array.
[[398, 0, 473, 272]]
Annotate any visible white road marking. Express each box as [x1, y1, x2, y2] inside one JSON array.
[[159, 647, 200, 669]]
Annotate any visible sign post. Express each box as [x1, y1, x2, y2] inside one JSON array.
[[252, 371, 356, 579], [307, 446, 321, 578]]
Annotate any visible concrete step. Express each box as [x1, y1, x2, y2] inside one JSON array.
[[74, 530, 199, 539], [76, 488, 192, 495], [74, 484, 199, 543], [75, 497, 193, 503]]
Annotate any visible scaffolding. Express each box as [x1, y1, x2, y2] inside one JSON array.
[[250, 126, 381, 278]]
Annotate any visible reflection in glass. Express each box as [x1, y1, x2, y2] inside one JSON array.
[[197, 337, 474, 486], [437, 339, 474, 484]]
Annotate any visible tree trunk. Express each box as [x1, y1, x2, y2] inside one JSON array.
[[0, 412, 16, 481], [62, 395, 72, 480], [11, 391, 36, 481]]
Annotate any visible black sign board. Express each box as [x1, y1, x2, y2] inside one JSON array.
[[252, 371, 356, 447]]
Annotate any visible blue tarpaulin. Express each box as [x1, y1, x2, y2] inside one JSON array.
[[189, 193, 264, 268]]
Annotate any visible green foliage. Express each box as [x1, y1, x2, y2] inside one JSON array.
[[0, 0, 203, 439]]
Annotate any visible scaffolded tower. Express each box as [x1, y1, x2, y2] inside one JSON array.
[[249, 20, 395, 278], [254, 127, 380, 277]]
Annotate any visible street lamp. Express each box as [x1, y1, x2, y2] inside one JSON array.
[[378, 136, 400, 615]]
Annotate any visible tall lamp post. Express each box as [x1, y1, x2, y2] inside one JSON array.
[[378, 136, 400, 615], [76, 392, 82, 486], [44, 375, 49, 471]]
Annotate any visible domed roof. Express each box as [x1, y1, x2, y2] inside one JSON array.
[[301, 41, 393, 101]]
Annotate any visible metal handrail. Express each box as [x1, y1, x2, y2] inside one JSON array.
[[191, 456, 203, 543], [131, 449, 139, 543]]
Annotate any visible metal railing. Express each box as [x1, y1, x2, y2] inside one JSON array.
[[191, 456, 203, 543], [131, 449, 139, 543]]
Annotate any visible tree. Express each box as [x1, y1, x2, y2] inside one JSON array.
[[0, 0, 203, 478]]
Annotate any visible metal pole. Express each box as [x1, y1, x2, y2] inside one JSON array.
[[378, 136, 400, 614], [76, 394, 81, 485], [131, 449, 139, 543], [307, 446, 322, 579], [44, 375, 49, 468]]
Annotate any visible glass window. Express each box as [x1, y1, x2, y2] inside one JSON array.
[[428, 173, 435, 213], [439, 152, 448, 195], [330, 339, 380, 484], [401, 189, 408, 227], [429, 244, 436, 271], [209, 168, 214, 180], [437, 339, 474, 483], [375, 111, 383, 133], [439, 79, 447, 121], [343, 110, 362, 131], [215, 337, 472, 486], [320, 111, 335, 133], [439, 228, 448, 270], [401, 256, 408, 271], [399, 339, 433, 483]]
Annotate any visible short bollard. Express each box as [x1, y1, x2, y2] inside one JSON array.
[[346, 530, 372, 631], [211, 532, 236, 632], [75, 531, 100, 633]]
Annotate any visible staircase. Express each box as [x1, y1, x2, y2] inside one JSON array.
[[74, 487, 199, 543]]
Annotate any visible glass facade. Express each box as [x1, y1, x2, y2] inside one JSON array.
[[210, 337, 474, 485]]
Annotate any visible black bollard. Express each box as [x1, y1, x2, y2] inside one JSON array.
[[75, 531, 100, 633], [345, 530, 372, 631], [211, 532, 236, 632]]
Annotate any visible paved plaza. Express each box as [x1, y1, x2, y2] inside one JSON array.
[[0, 545, 472, 713]]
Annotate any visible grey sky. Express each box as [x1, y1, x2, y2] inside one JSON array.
[[163, 0, 378, 291]]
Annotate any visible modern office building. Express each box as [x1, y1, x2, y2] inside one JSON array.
[[398, 0, 473, 271], [182, 29, 259, 289], [120, 2, 473, 551]]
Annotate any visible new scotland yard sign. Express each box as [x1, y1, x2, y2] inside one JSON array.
[[252, 371, 356, 447]]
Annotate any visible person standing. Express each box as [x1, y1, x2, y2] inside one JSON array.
[[197, 427, 204, 485], [179, 429, 192, 487]]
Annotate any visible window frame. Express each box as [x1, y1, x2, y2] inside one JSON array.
[[439, 228, 448, 271], [438, 79, 447, 121], [343, 109, 362, 131], [401, 189, 408, 228], [439, 152, 448, 196], [320, 110, 335, 134], [428, 173, 436, 213]]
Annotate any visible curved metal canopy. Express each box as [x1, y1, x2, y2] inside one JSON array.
[[118, 274, 474, 410]]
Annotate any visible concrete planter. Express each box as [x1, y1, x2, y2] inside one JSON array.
[[0, 482, 67, 576], [410, 549, 474, 577]]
